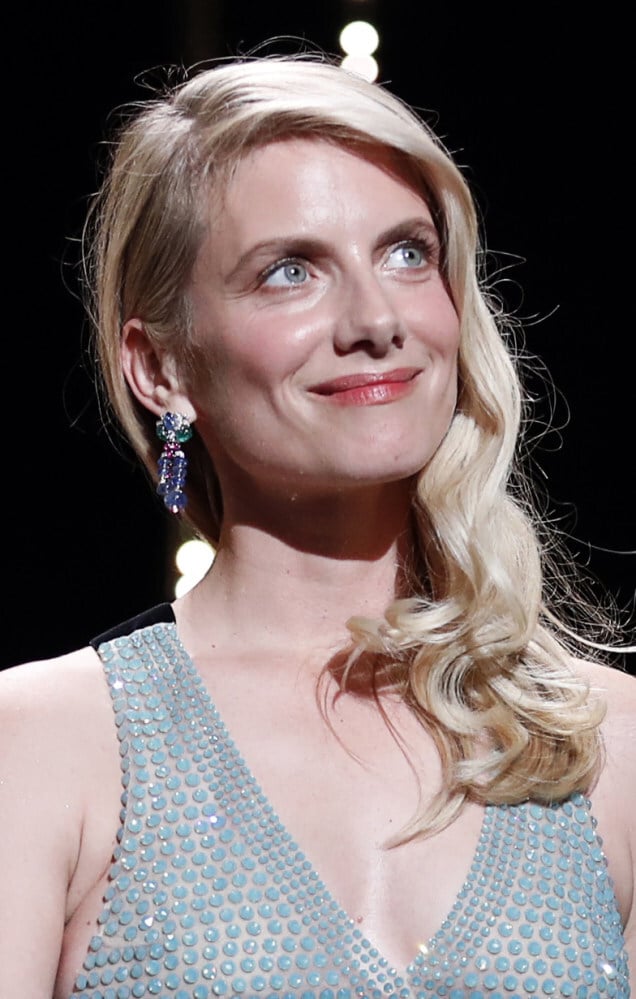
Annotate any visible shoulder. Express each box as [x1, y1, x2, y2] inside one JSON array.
[[1, 643, 107, 707], [571, 658, 635, 950], [0, 645, 112, 739], [573, 657, 636, 757], [0, 644, 121, 859], [0, 644, 121, 836], [0, 645, 117, 817], [570, 657, 636, 798], [0, 646, 119, 998], [1, 642, 106, 687]]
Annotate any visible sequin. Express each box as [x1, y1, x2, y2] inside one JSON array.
[[71, 623, 630, 998]]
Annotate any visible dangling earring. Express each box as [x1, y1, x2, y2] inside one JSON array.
[[155, 412, 193, 514]]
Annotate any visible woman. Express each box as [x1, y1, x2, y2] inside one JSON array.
[[0, 57, 633, 999]]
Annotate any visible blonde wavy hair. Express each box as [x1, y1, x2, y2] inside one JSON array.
[[85, 55, 607, 836]]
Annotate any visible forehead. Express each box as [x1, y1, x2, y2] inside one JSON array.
[[226, 135, 426, 188], [210, 138, 435, 241]]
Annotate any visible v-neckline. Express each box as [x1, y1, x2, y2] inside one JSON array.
[[161, 620, 496, 984]]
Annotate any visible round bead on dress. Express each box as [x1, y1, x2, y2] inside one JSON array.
[[72, 624, 629, 999]]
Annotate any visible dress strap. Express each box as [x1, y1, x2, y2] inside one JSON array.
[[89, 602, 175, 649]]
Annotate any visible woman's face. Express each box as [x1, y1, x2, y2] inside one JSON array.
[[184, 138, 460, 502]]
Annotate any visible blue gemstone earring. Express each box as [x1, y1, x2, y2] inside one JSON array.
[[155, 412, 193, 514]]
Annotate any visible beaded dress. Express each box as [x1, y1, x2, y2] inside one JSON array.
[[72, 608, 629, 999]]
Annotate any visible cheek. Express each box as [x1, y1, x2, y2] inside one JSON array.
[[432, 292, 461, 354], [406, 280, 461, 353], [186, 325, 299, 459], [410, 302, 461, 372], [419, 294, 461, 423], [203, 314, 316, 390], [188, 328, 275, 404]]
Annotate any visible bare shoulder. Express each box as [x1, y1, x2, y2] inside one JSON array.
[[573, 653, 636, 693], [0, 645, 117, 776], [0, 643, 115, 766], [0, 643, 119, 867], [573, 657, 636, 758], [571, 657, 636, 798], [571, 658, 635, 956], [1, 642, 106, 697], [0, 646, 107, 699], [0, 647, 118, 998]]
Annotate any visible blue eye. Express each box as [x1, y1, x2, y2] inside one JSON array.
[[263, 261, 309, 287], [387, 243, 426, 268]]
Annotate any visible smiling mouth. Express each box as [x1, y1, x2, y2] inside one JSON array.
[[308, 367, 422, 406], [310, 368, 421, 395]]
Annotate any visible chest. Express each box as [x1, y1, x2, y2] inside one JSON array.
[[68, 628, 628, 999], [198, 661, 493, 957]]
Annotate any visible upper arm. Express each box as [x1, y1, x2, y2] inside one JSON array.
[[579, 660, 636, 966], [603, 668, 636, 967], [0, 650, 107, 998]]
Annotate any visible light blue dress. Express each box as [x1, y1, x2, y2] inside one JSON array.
[[72, 615, 629, 998]]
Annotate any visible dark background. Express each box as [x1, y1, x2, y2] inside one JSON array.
[[4, 3, 634, 670]]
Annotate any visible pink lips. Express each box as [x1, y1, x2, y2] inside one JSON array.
[[309, 367, 421, 406]]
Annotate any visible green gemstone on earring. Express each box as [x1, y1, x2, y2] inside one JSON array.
[[176, 425, 193, 443]]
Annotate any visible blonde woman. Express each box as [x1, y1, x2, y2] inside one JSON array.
[[1, 57, 633, 999]]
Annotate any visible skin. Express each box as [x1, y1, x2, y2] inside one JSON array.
[[0, 140, 634, 998]]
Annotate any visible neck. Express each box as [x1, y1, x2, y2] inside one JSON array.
[[177, 480, 417, 661]]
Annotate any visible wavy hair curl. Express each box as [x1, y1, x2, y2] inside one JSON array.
[[85, 56, 606, 836]]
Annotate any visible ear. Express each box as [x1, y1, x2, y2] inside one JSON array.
[[121, 318, 196, 421]]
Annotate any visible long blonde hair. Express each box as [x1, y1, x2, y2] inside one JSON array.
[[86, 56, 607, 835]]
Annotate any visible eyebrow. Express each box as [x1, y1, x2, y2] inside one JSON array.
[[223, 216, 440, 284]]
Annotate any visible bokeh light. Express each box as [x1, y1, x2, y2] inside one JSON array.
[[175, 538, 215, 596], [339, 20, 380, 56], [338, 19, 380, 81], [341, 53, 379, 82]]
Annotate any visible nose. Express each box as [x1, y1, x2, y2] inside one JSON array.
[[333, 268, 405, 357]]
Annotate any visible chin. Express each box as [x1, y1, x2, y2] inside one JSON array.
[[336, 441, 441, 483], [310, 456, 428, 493]]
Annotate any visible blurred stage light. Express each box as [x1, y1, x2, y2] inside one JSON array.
[[339, 20, 379, 56], [341, 53, 379, 82], [339, 19, 379, 81], [175, 538, 215, 596]]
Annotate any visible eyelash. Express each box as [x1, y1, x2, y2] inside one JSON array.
[[259, 234, 440, 287], [389, 236, 439, 266], [260, 257, 308, 286]]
